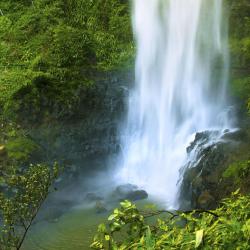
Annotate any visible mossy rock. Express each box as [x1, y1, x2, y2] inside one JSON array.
[[6, 137, 39, 162], [179, 127, 250, 209]]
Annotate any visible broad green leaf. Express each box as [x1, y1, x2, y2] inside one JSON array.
[[98, 223, 106, 233], [104, 234, 110, 241], [195, 229, 204, 248], [108, 214, 116, 221]]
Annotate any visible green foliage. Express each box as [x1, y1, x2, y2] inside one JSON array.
[[5, 137, 38, 162], [229, 0, 250, 67], [63, 0, 134, 70], [223, 159, 250, 184], [91, 191, 250, 249], [0, 162, 59, 250], [0, 117, 39, 165], [91, 200, 146, 249], [231, 77, 250, 100], [230, 37, 250, 69], [0, 110, 59, 250], [230, 76, 250, 113], [228, 0, 250, 113], [0, 0, 133, 120]]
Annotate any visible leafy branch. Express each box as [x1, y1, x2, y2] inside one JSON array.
[[0, 162, 59, 250], [91, 191, 250, 250]]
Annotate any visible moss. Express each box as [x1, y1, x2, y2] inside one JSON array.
[[223, 159, 250, 183], [0, 117, 40, 164], [229, 0, 250, 113], [231, 77, 250, 113], [5, 137, 38, 162]]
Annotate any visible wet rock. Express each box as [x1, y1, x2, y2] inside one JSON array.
[[95, 201, 107, 214], [35, 199, 74, 223], [16, 71, 133, 199], [197, 191, 215, 209], [179, 128, 249, 209], [115, 184, 138, 197], [113, 184, 148, 201], [221, 129, 248, 142], [186, 131, 212, 153], [85, 192, 103, 202], [125, 190, 148, 201]]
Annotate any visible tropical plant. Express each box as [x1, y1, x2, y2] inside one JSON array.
[[91, 191, 250, 250]]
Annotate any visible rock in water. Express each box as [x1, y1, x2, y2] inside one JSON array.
[[125, 190, 148, 201], [95, 201, 107, 214], [114, 184, 148, 201], [85, 192, 103, 202], [115, 184, 138, 196]]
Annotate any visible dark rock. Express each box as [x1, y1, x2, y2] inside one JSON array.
[[179, 128, 249, 209], [115, 184, 138, 196], [221, 129, 248, 142], [35, 199, 74, 223], [113, 184, 148, 201], [186, 131, 213, 153], [85, 192, 103, 202], [28, 70, 133, 180], [95, 201, 107, 214], [197, 191, 215, 209], [125, 190, 148, 201]]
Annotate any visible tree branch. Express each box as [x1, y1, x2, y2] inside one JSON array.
[[142, 209, 219, 220], [16, 194, 49, 250]]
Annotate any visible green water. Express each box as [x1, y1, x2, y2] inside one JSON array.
[[22, 208, 107, 250], [21, 196, 161, 250]]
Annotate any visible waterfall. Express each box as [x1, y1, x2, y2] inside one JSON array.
[[116, 0, 233, 207]]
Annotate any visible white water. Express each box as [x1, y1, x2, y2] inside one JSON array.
[[116, 0, 232, 207]]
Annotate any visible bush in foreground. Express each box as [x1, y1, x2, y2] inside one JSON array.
[[91, 190, 250, 250]]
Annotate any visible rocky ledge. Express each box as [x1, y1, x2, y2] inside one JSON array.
[[178, 127, 250, 210]]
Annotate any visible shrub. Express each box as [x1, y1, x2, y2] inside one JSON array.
[[91, 191, 250, 249]]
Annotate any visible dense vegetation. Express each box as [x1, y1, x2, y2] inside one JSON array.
[[0, 163, 58, 249], [0, 0, 133, 121], [91, 191, 250, 249], [0, 0, 249, 249], [229, 0, 250, 113], [0, 1, 133, 249]]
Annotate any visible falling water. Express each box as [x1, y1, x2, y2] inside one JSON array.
[[116, 0, 232, 207]]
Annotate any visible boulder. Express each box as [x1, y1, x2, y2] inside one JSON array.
[[95, 201, 107, 214], [113, 184, 148, 201], [179, 130, 249, 209], [125, 190, 148, 201], [85, 192, 103, 202], [115, 184, 138, 196]]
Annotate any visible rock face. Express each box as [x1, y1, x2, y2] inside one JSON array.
[[178, 129, 250, 210], [19, 71, 135, 220], [28, 71, 133, 184]]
